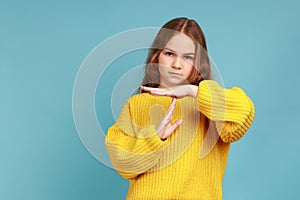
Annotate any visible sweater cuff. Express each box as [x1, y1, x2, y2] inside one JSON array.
[[134, 125, 169, 153], [197, 80, 226, 121], [105, 124, 169, 175], [197, 80, 253, 124]]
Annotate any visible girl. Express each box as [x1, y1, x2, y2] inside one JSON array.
[[105, 17, 255, 200]]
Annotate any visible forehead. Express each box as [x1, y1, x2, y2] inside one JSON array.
[[165, 33, 195, 54]]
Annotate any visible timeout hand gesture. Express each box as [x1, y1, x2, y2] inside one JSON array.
[[140, 85, 198, 140]]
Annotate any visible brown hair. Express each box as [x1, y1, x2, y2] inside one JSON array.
[[141, 17, 212, 88]]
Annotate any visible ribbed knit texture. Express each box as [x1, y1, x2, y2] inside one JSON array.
[[105, 80, 255, 200]]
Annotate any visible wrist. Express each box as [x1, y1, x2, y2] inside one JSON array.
[[188, 85, 198, 98]]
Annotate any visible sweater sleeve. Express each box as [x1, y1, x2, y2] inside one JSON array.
[[105, 99, 168, 180], [197, 80, 255, 143]]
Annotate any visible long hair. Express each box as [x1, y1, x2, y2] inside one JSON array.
[[141, 17, 211, 88], [141, 17, 216, 147]]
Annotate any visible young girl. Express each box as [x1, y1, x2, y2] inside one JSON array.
[[105, 17, 255, 200]]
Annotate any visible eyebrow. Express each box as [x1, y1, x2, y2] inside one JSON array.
[[164, 48, 195, 56]]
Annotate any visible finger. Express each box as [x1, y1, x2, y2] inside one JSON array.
[[150, 89, 169, 96], [140, 86, 159, 94], [165, 102, 175, 122], [140, 86, 152, 91], [140, 86, 161, 92], [171, 97, 176, 105], [172, 119, 183, 129], [141, 86, 173, 96], [166, 98, 176, 113], [164, 98, 176, 122], [155, 90, 174, 97], [157, 104, 175, 132], [159, 107, 175, 135]]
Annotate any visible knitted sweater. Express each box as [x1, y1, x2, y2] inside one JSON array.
[[105, 80, 255, 200]]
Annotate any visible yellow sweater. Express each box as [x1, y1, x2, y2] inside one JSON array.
[[105, 80, 255, 200]]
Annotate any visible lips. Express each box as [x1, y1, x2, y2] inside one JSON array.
[[169, 71, 182, 76]]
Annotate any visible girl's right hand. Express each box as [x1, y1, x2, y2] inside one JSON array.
[[156, 98, 183, 140]]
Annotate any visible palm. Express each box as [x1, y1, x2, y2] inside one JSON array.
[[160, 123, 179, 139]]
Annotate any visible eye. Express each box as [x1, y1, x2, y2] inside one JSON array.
[[164, 51, 174, 56], [184, 56, 194, 61]]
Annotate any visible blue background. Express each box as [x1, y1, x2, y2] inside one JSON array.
[[1, 0, 299, 199]]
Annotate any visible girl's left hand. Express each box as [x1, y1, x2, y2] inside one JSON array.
[[140, 85, 198, 98]]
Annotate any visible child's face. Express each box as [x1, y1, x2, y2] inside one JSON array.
[[158, 33, 195, 88]]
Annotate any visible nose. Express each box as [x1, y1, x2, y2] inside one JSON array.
[[171, 56, 182, 70]]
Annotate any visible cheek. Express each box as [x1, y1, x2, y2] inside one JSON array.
[[158, 54, 169, 66], [183, 66, 194, 78], [158, 65, 167, 75]]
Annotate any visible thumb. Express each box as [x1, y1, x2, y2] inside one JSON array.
[[162, 119, 183, 139], [173, 119, 183, 129]]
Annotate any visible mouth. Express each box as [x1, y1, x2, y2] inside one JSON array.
[[169, 71, 182, 76]]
